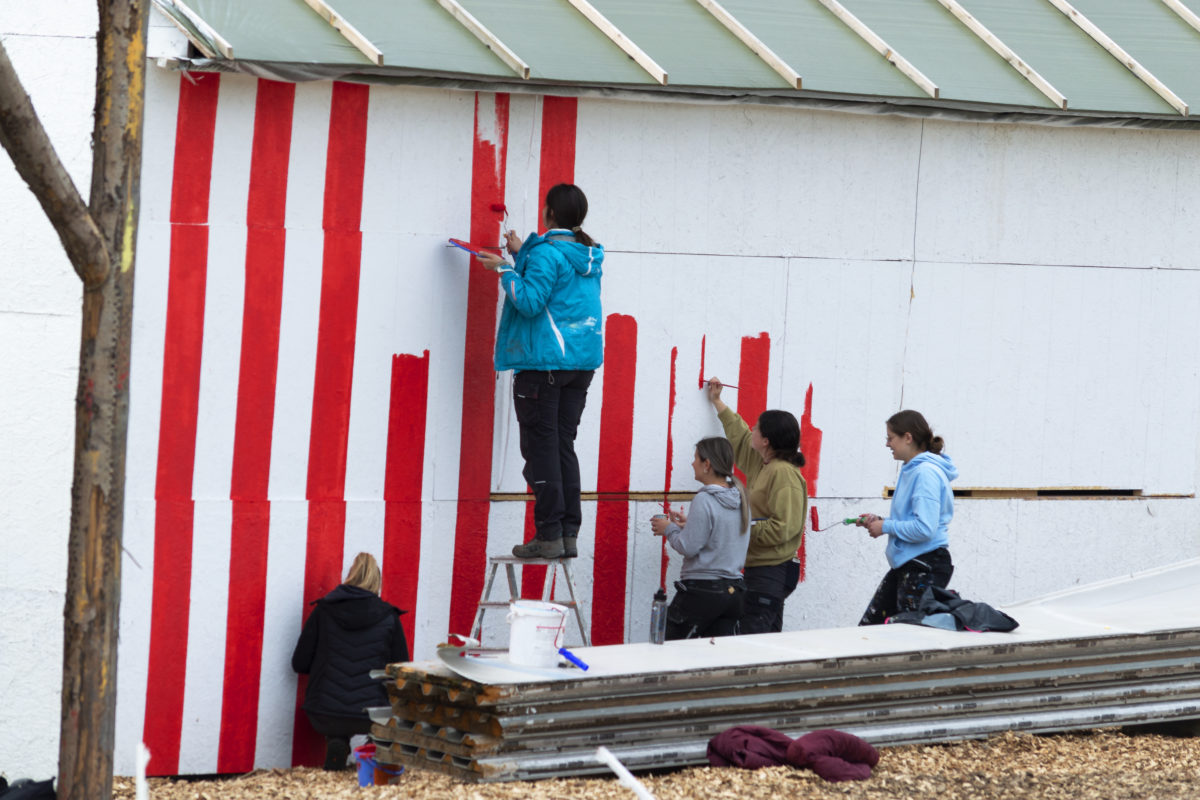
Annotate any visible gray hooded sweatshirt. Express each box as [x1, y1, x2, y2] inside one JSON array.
[[664, 484, 749, 581]]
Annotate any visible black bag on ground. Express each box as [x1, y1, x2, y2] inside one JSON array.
[[889, 586, 1019, 632], [0, 778, 56, 799]]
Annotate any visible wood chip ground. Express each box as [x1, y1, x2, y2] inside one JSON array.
[[113, 730, 1200, 799]]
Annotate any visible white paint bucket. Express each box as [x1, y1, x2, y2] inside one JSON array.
[[506, 600, 567, 668]]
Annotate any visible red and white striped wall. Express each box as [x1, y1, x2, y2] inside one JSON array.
[[117, 63, 1200, 778], [115, 70, 825, 775]]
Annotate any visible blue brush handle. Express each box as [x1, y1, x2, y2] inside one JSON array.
[[558, 647, 589, 671]]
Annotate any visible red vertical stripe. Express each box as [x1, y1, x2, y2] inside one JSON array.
[[293, 81, 370, 767], [383, 351, 430, 650], [143, 72, 221, 776], [733, 333, 770, 501], [593, 315, 637, 645], [216, 79, 295, 773], [736, 333, 770, 430], [537, 96, 577, 232], [698, 335, 706, 390], [661, 347, 678, 586], [449, 94, 510, 637], [798, 383, 823, 583]]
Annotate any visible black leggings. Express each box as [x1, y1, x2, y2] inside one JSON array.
[[859, 547, 954, 625]]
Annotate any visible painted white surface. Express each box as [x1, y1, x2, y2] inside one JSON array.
[[3, 20, 1200, 778], [0, 4, 97, 784]]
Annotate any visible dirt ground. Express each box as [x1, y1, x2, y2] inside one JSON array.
[[113, 729, 1200, 800]]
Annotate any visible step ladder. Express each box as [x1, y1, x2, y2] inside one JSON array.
[[469, 555, 591, 647]]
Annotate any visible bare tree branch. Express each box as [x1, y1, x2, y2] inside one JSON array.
[[0, 36, 109, 287]]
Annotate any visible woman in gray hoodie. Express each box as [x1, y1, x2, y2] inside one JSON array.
[[651, 437, 751, 639]]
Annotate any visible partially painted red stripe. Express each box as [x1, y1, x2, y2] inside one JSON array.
[[144, 72, 220, 776], [736, 333, 770, 430], [661, 346, 678, 587], [593, 315, 637, 645], [698, 335, 706, 390], [537, 96, 577, 233], [449, 94, 510, 637], [217, 79, 295, 773], [798, 383, 823, 583], [383, 351, 430, 650], [293, 81, 370, 767], [733, 333, 770, 511]]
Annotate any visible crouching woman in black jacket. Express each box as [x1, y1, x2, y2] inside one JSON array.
[[292, 552, 409, 770]]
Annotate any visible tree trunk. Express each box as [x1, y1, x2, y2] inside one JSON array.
[[56, 2, 149, 798]]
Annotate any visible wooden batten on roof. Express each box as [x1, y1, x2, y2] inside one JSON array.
[[813, 0, 940, 99], [1162, 0, 1200, 35], [1045, 0, 1189, 115], [935, 0, 1067, 109], [565, 0, 669, 85], [693, 0, 802, 90], [301, 0, 384, 65], [435, 0, 531, 79], [154, 0, 232, 59]]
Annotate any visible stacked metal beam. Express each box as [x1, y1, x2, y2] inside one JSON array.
[[370, 560, 1200, 782]]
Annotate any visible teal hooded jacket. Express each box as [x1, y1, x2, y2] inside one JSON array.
[[493, 229, 604, 372]]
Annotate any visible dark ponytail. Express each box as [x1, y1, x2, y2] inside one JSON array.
[[757, 410, 806, 468], [544, 183, 594, 247], [887, 409, 944, 454]]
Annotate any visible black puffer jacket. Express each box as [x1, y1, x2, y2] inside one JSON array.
[[291, 584, 409, 719]]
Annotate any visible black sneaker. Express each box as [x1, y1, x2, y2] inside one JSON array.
[[323, 737, 351, 771], [561, 536, 578, 558], [512, 538, 564, 559]]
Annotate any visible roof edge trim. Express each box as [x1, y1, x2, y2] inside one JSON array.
[[159, 58, 1200, 131]]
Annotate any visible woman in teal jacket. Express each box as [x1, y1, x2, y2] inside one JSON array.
[[478, 184, 603, 559]]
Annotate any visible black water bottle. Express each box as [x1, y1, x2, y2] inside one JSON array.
[[649, 588, 668, 644]]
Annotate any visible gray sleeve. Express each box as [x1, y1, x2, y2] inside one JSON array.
[[666, 494, 715, 557]]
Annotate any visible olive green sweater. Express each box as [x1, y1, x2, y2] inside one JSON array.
[[718, 406, 808, 568]]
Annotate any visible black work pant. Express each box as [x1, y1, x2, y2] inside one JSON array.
[[304, 710, 371, 739], [858, 547, 954, 625], [665, 578, 746, 640], [512, 369, 593, 540], [738, 560, 801, 634]]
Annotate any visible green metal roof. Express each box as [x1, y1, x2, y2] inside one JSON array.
[[154, 0, 1200, 122]]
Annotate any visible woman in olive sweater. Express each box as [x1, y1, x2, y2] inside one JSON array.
[[706, 378, 808, 634]]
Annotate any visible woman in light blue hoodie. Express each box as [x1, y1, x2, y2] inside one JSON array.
[[855, 410, 957, 625]]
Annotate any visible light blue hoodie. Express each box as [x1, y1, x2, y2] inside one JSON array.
[[494, 229, 604, 373], [882, 451, 958, 569]]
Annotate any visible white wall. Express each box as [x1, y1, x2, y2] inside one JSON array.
[[0, 0, 97, 783]]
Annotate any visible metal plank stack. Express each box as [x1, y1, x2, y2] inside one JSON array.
[[369, 626, 1200, 781]]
